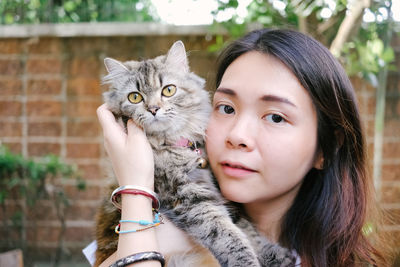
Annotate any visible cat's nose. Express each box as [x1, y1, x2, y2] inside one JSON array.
[[147, 105, 160, 116]]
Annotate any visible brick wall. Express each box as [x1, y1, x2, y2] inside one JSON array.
[[0, 31, 399, 263]]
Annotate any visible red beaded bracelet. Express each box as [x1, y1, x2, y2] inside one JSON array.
[[110, 185, 160, 210]]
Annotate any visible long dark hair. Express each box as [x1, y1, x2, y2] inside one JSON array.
[[216, 29, 392, 267]]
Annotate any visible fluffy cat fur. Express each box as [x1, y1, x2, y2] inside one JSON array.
[[95, 41, 295, 267]]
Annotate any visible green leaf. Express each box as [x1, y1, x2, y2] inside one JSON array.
[[4, 13, 14, 24], [369, 39, 384, 55], [381, 47, 395, 63]]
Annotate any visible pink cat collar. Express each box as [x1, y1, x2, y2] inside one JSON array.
[[175, 137, 193, 148], [175, 137, 202, 155]]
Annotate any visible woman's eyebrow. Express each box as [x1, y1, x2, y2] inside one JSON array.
[[215, 87, 236, 96], [261, 95, 297, 108]]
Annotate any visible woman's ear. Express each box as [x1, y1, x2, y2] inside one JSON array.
[[313, 150, 324, 170]]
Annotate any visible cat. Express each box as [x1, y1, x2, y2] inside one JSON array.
[[94, 40, 295, 267]]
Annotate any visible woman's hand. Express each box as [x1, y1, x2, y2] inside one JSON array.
[[97, 104, 154, 189]]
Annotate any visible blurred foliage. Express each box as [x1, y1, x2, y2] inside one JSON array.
[[0, 144, 85, 266], [211, 0, 398, 85], [0, 0, 158, 24]]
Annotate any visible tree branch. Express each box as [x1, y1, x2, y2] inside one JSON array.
[[329, 0, 370, 56]]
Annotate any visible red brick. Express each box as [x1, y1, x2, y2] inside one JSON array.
[[27, 79, 62, 95], [0, 121, 22, 137], [384, 120, 400, 138], [66, 204, 97, 221], [398, 78, 400, 93], [0, 202, 20, 220], [0, 101, 22, 116], [64, 184, 101, 200], [68, 57, 100, 78], [77, 163, 103, 180], [364, 119, 375, 139], [28, 142, 61, 156], [397, 101, 400, 117], [27, 225, 60, 243], [66, 100, 101, 117], [0, 39, 22, 54], [365, 96, 376, 116], [26, 100, 62, 117], [67, 120, 99, 137], [366, 119, 400, 139], [67, 37, 106, 55], [0, 59, 22, 75], [66, 143, 100, 158], [355, 94, 364, 113], [0, 226, 21, 241], [26, 58, 62, 74], [27, 38, 61, 54], [383, 141, 400, 159], [28, 121, 62, 136], [382, 164, 400, 181], [26, 201, 58, 221], [67, 77, 101, 96], [0, 79, 22, 95], [64, 226, 93, 242], [382, 184, 400, 203]]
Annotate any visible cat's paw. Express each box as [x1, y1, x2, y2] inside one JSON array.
[[258, 243, 296, 267]]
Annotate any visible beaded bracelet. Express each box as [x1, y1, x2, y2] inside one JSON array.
[[109, 251, 165, 267], [111, 185, 160, 210], [115, 211, 163, 234]]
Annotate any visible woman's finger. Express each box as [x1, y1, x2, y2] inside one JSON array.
[[96, 104, 126, 140]]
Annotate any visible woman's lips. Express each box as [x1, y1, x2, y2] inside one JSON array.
[[220, 161, 257, 177]]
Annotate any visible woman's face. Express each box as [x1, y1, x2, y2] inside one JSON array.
[[206, 51, 321, 206]]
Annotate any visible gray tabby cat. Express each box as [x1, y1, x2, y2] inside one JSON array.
[[95, 40, 295, 267]]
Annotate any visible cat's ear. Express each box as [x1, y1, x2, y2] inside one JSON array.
[[165, 41, 189, 73], [104, 57, 129, 75]]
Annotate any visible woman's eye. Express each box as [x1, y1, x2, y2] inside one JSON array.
[[265, 114, 285, 123], [217, 105, 235, 115], [127, 92, 143, 104], [161, 84, 177, 97]]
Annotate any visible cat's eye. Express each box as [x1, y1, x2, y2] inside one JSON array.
[[127, 92, 143, 104], [162, 85, 177, 97]]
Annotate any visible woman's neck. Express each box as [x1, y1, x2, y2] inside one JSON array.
[[243, 190, 299, 243]]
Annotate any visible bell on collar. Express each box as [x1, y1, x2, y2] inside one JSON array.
[[196, 157, 207, 169]]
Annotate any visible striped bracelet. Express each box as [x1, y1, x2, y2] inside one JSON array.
[[109, 251, 165, 267]]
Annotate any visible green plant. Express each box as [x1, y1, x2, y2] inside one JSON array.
[[0, 145, 85, 266], [0, 0, 158, 24]]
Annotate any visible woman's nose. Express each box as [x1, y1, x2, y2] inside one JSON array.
[[225, 116, 256, 150]]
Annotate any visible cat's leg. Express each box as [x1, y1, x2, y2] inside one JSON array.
[[165, 201, 260, 267], [235, 217, 296, 267]]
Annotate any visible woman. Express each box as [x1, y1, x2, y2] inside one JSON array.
[[97, 29, 392, 266]]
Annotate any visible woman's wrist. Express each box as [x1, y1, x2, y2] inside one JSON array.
[[117, 192, 161, 266], [117, 174, 155, 190]]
